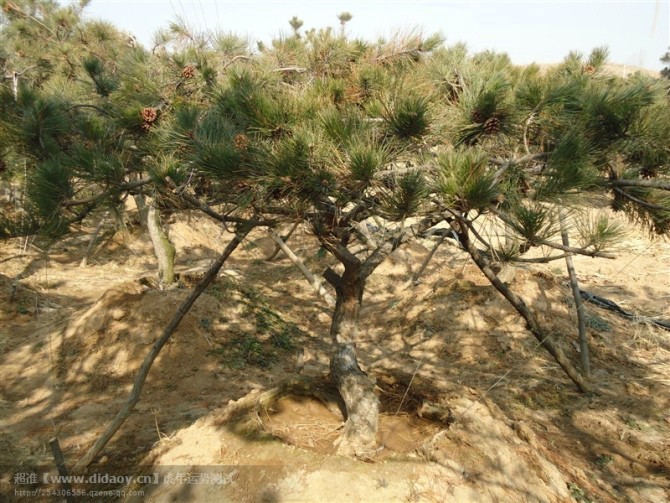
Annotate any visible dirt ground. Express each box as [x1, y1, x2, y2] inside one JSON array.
[[0, 204, 669, 502]]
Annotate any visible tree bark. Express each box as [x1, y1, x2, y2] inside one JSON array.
[[135, 194, 175, 285], [325, 264, 379, 457], [72, 226, 252, 472], [147, 204, 176, 286]]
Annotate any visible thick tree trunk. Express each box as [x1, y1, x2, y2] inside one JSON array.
[[325, 266, 379, 457]]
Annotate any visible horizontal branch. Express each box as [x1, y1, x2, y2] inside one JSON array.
[[375, 152, 547, 181], [489, 152, 548, 167], [613, 187, 670, 212], [222, 55, 251, 70], [68, 104, 113, 116], [489, 207, 615, 259], [610, 179, 670, 191], [274, 66, 307, 73], [164, 184, 278, 227], [61, 180, 152, 207], [3, 65, 38, 79], [536, 238, 615, 259]]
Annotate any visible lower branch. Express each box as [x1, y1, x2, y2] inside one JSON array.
[[461, 223, 592, 393], [560, 213, 590, 377], [412, 233, 446, 285], [266, 222, 299, 260], [268, 229, 336, 307], [72, 225, 253, 472]]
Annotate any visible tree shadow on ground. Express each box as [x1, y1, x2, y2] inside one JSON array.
[[2, 226, 669, 502]]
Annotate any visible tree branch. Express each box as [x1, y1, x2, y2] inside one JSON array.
[[222, 55, 251, 70], [68, 104, 113, 116], [489, 207, 616, 259], [61, 180, 152, 207], [613, 187, 670, 212], [610, 179, 670, 191], [266, 221, 300, 260], [72, 224, 253, 472], [164, 184, 278, 227], [457, 216, 592, 393], [536, 238, 616, 259], [268, 229, 335, 307], [319, 234, 361, 268]]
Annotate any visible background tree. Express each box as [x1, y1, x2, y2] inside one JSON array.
[[0, 0, 211, 285], [288, 15, 303, 38], [337, 11, 352, 34]]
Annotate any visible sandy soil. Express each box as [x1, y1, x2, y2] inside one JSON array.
[[0, 205, 669, 502]]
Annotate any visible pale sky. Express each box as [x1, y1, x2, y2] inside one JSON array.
[[72, 1, 669, 71]]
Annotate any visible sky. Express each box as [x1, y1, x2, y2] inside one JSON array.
[[72, 1, 669, 71]]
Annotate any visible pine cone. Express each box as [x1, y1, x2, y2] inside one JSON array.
[[640, 166, 656, 179], [233, 133, 250, 151], [583, 64, 595, 75], [181, 65, 196, 79], [483, 116, 501, 134], [471, 109, 486, 123], [141, 107, 158, 130], [141, 107, 157, 123]]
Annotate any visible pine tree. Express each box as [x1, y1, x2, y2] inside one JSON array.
[[153, 38, 670, 451], [3, 8, 670, 458], [0, 0, 187, 284]]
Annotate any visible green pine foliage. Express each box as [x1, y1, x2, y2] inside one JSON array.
[[1, 4, 669, 248], [438, 147, 500, 213]]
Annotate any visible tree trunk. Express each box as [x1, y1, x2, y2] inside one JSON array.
[[147, 204, 176, 286], [135, 194, 175, 285], [325, 265, 379, 457], [133, 193, 149, 229]]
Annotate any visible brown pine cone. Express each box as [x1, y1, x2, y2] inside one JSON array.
[[234, 133, 250, 151], [483, 116, 501, 134], [141, 107, 157, 123], [471, 109, 486, 123], [181, 65, 196, 79]]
